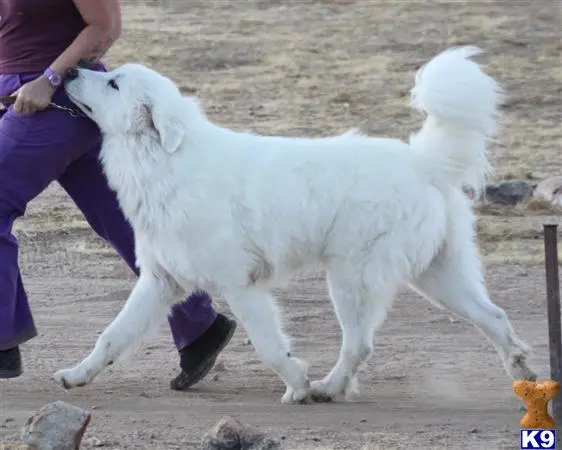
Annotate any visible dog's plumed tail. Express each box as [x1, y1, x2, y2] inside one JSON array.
[[409, 46, 503, 196]]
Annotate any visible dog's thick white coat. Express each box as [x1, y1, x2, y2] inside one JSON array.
[[56, 46, 536, 402]]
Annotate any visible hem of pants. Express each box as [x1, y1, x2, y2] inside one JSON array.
[[170, 307, 218, 351], [0, 327, 38, 350]]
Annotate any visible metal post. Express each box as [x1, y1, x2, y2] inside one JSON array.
[[544, 224, 562, 437]]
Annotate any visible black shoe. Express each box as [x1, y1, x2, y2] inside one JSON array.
[[170, 313, 237, 391], [0, 346, 22, 379]]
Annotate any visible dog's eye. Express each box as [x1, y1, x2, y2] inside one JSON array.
[[108, 79, 119, 91]]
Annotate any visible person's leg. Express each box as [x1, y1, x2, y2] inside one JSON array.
[[0, 72, 103, 376], [0, 210, 36, 350], [57, 145, 236, 389], [0, 208, 34, 377]]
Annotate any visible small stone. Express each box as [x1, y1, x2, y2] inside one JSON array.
[[470, 427, 480, 433], [84, 436, 106, 447], [201, 416, 280, 449], [243, 339, 252, 346], [4, 417, 14, 423], [360, 418, 367, 423]]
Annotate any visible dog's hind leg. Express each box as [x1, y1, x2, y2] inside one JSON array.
[[311, 264, 397, 402], [223, 286, 310, 404], [54, 271, 177, 389], [409, 239, 537, 382]]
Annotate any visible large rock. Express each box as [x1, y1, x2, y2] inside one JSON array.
[[20, 401, 91, 450], [201, 416, 279, 450], [484, 180, 534, 205]]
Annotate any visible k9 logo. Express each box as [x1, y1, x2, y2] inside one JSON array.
[[520, 429, 557, 449]]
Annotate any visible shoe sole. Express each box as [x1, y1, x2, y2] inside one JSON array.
[[170, 318, 237, 391], [0, 368, 22, 379]]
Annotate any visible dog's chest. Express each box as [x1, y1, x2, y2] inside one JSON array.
[[99, 142, 174, 231]]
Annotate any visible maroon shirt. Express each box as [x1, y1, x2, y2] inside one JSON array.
[[0, 0, 86, 73]]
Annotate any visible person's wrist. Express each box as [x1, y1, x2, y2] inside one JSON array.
[[37, 75, 56, 95], [43, 67, 62, 89]]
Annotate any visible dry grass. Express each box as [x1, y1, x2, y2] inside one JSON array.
[[474, 197, 562, 217]]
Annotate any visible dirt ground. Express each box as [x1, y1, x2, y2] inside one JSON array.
[[1, 1, 561, 449]]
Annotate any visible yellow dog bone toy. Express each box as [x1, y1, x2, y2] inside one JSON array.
[[514, 380, 561, 429]]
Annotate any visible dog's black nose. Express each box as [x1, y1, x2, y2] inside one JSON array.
[[66, 68, 79, 80]]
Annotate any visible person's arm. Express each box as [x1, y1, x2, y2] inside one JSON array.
[[13, 0, 121, 113], [50, 0, 122, 76]]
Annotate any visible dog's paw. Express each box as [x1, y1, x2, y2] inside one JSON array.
[[343, 375, 360, 401], [509, 361, 537, 382], [53, 367, 89, 390], [310, 391, 333, 403], [281, 386, 311, 404], [310, 380, 334, 403], [281, 386, 294, 404]]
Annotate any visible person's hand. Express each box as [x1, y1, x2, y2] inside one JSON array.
[[11, 75, 56, 114]]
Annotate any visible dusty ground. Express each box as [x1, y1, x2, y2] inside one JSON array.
[[1, 1, 561, 449]]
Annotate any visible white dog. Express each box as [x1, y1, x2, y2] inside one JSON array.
[[55, 46, 536, 403]]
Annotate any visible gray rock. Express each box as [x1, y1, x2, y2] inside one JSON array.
[[20, 400, 91, 450], [484, 180, 534, 205], [534, 176, 562, 206], [201, 416, 280, 450]]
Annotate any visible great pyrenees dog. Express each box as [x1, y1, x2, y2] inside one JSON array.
[[55, 46, 536, 403]]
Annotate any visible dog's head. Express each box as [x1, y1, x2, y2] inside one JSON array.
[[65, 63, 185, 153]]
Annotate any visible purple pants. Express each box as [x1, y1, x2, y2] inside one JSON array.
[[0, 71, 217, 351]]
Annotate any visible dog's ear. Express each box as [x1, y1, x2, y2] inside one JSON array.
[[145, 103, 184, 153]]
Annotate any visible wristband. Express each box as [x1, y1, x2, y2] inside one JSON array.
[[44, 67, 62, 88]]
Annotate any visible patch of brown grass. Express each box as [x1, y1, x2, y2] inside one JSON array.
[[476, 212, 562, 265], [474, 197, 562, 217], [501, 170, 541, 181]]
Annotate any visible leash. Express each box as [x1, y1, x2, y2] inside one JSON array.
[[0, 95, 87, 118]]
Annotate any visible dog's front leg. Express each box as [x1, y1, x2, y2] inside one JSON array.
[[223, 286, 311, 404], [54, 271, 176, 389]]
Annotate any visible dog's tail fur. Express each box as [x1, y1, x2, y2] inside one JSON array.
[[409, 46, 503, 196]]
